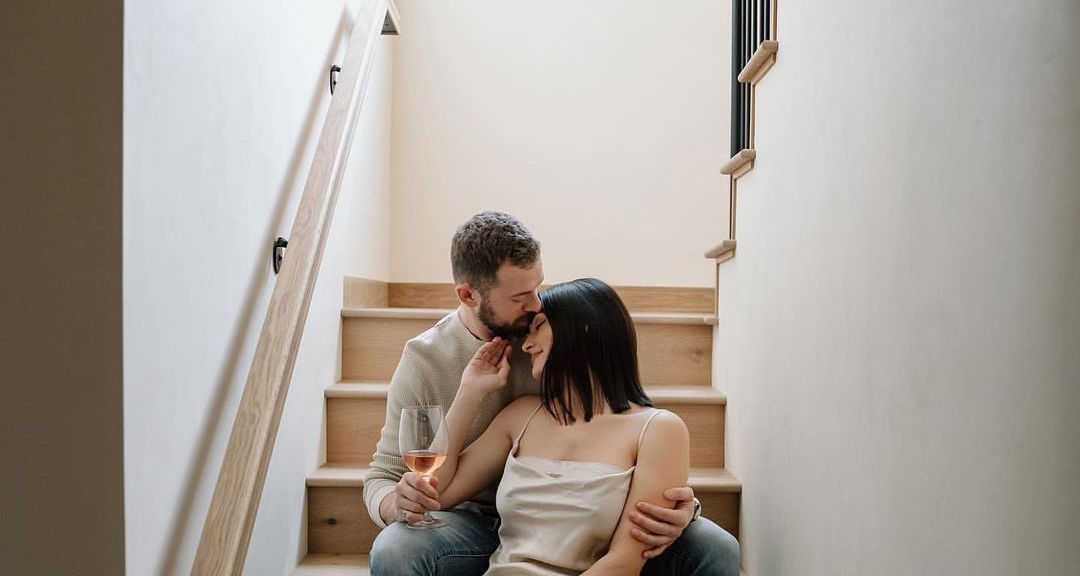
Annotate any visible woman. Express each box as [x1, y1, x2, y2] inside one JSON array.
[[430, 278, 690, 575]]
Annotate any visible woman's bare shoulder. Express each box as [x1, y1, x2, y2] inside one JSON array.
[[640, 409, 689, 448], [491, 395, 543, 434]]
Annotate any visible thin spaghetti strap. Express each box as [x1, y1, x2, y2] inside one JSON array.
[[514, 402, 546, 445], [636, 409, 667, 450]]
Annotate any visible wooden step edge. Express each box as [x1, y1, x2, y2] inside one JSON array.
[[705, 239, 737, 261], [737, 39, 779, 84], [720, 149, 756, 176], [308, 465, 741, 493], [650, 387, 727, 405], [326, 382, 388, 398], [307, 463, 373, 487], [292, 554, 370, 575], [329, 382, 727, 404], [341, 307, 449, 320], [342, 307, 718, 326]]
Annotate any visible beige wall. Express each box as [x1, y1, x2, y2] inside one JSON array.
[[717, 1, 1080, 574], [388, 0, 730, 287], [0, 0, 125, 573], [123, 2, 393, 574]]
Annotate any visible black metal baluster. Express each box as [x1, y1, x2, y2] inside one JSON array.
[[752, 0, 758, 53], [744, 0, 751, 150], [764, 0, 771, 41], [731, 0, 743, 156]]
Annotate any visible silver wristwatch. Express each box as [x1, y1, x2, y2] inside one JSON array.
[[690, 497, 702, 523]]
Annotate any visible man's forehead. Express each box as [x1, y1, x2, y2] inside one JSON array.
[[493, 261, 544, 293]]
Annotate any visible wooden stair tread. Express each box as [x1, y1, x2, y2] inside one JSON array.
[[308, 464, 741, 492], [328, 382, 726, 404], [720, 149, 756, 175], [737, 39, 779, 84], [293, 554, 736, 576], [292, 554, 370, 575], [705, 239, 737, 260], [342, 307, 718, 326]]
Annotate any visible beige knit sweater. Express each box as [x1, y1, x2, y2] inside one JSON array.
[[363, 309, 540, 527]]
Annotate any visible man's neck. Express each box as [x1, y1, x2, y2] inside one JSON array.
[[456, 305, 493, 342]]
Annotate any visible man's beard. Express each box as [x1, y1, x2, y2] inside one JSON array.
[[478, 299, 531, 340]]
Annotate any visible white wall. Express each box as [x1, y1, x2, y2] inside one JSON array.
[[388, 0, 729, 287], [717, 1, 1080, 574], [123, 1, 393, 573], [0, 1, 125, 573]]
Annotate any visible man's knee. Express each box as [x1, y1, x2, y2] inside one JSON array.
[[370, 523, 434, 576], [368, 511, 498, 576], [673, 518, 741, 576]]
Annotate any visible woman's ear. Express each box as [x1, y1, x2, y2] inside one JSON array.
[[455, 283, 479, 307]]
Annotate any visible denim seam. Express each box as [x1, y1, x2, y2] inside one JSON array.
[[435, 551, 491, 560]]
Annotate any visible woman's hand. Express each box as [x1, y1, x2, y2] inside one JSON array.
[[460, 338, 512, 396]]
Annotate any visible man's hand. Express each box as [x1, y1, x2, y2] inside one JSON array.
[[629, 486, 696, 559], [380, 472, 441, 525]]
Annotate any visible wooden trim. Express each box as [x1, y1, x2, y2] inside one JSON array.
[[342, 307, 719, 326], [328, 382, 726, 403], [293, 555, 370, 575], [771, 0, 778, 40], [612, 286, 715, 314], [306, 464, 739, 491], [729, 175, 738, 239], [190, 2, 395, 574], [343, 278, 388, 308], [720, 149, 755, 175], [737, 40, 778, 84], [387, 282, 458, 308], [731, 158, 754, 180], [705, 240, 737, 261], [749, 83, 758, 150], [382, 281, 715, 314]]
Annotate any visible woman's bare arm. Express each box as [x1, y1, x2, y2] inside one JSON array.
[[582, 411, 690, 576], [426, 339, 536, 509], [434, 396, 539, 509]]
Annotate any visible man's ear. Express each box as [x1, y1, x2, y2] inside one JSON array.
[[454, 283, 479, 307]]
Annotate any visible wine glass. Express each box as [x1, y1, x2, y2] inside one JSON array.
[[398, 405, 449, 529]]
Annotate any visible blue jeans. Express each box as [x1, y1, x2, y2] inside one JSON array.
[[369, 509, 739, 576]]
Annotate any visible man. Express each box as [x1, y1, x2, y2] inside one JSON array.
[[364, 211, 739, 575]]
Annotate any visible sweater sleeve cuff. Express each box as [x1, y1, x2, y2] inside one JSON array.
[[365, 482, 397, 529]]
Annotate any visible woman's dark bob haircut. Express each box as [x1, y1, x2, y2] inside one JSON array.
[[537, 278, 652, 424]]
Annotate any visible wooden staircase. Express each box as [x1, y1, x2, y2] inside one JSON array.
[[292, 282, 741, 574]]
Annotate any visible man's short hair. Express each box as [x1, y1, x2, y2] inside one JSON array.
[[451, 211, 540, 293]]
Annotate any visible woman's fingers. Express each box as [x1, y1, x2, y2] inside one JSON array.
[[476, 339, 508, 366], [498, 344, 512, 375]]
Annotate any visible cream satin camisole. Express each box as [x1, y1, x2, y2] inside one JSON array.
[[483, 404, 666, 576]]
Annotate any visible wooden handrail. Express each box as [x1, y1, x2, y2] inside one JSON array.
[[190, 2, 399, 574]]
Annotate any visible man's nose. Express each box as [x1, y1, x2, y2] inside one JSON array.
[[524, 292, 541, 313]]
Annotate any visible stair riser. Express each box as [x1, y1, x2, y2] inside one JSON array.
[[308, 487, 381, 555], [326, 397, 724, 468], [341, 317, 713, 387], [383, 283, 715, 314], [699, 492, 740, 540], [308, 486, 739, 555]]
